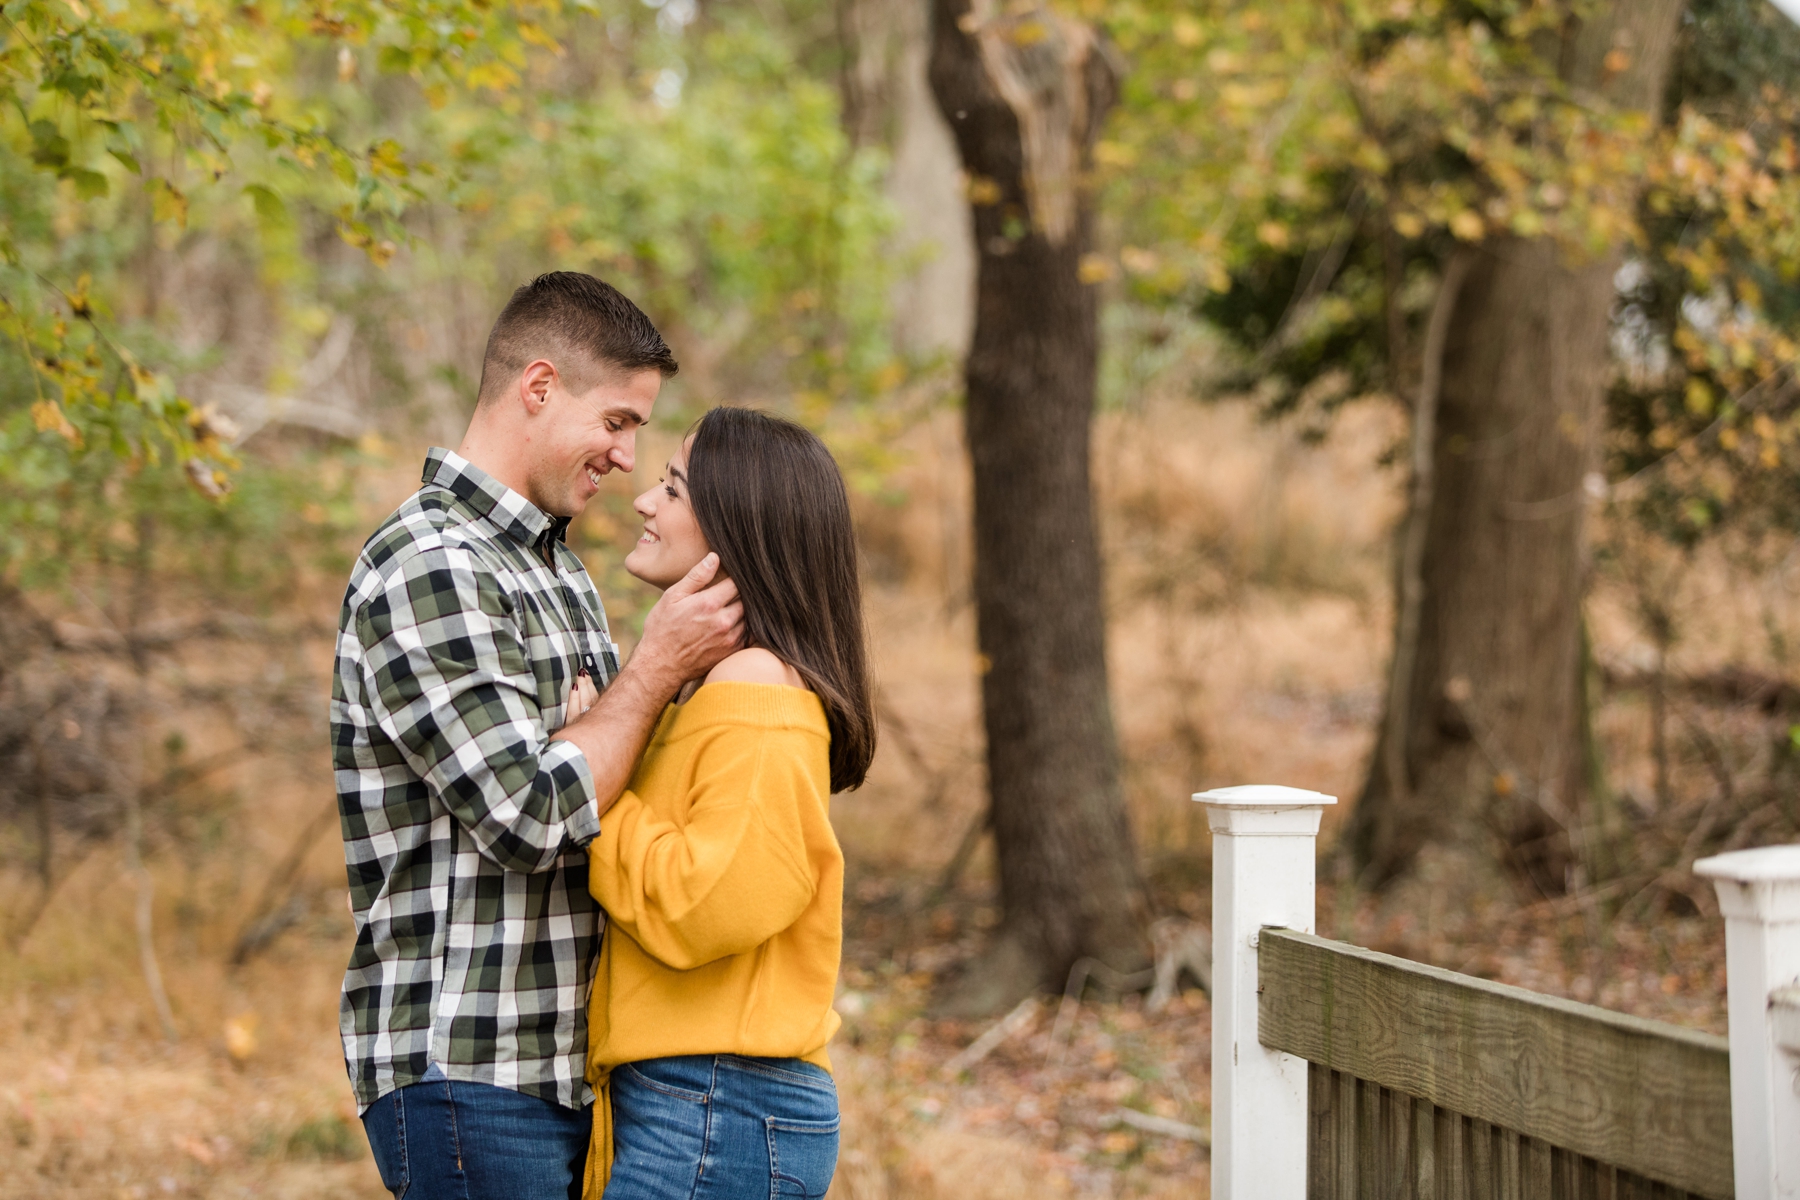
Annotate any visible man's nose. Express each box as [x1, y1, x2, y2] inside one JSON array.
[[611, 431, 636, 473]]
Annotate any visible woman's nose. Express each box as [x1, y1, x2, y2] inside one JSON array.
[[632, 489, 655, 517]]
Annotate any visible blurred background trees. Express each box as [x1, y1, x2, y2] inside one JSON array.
[[6, 0, 1800, 1062]]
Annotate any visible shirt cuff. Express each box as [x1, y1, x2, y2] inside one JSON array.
[[543, 738, 602, 844]]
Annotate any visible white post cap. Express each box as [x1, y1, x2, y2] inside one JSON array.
[[1196, 785, 1337, 836], [1695, 845, 1800, 922], [1194, 784, 1337, 807]]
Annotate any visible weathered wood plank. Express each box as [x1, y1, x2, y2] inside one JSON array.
[[1415, 1096, 1437, 1200], [1259, 928, 1733, 1198], [1358, 1076, 1381, 1200], [1311, 1064, 1336, 1200], [1338, 1068, 1359, 1200]]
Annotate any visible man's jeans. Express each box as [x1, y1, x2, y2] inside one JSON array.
[[361, 1067, 591, 1200], [604, 1054, 839, 1200]]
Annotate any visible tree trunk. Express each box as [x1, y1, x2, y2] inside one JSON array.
[[927, 0, 1149, 1009], [1349, 0, 1685, 894]]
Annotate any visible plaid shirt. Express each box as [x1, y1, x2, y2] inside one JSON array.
[[331, 448, 621, 1112]]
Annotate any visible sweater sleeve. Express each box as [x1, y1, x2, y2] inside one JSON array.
[[588, 723, 821, 971]]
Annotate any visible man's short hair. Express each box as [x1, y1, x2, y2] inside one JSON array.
[[476, 272, 678, 406]]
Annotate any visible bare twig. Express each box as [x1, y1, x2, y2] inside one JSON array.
[[1102, 1109, 1210, 1146], [942, 995, 1039, 1076], [123, 779, 178, 1042], [230, 798, 341, 967], [1047, 957, 1155, 1066]]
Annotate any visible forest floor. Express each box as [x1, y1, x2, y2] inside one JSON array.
[[0, 396, 1768, 1198]]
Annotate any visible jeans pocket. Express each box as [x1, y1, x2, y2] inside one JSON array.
[[765, 1115, 840, 1199], [621, 1059, 711, 1104], [360, 1092, 410, 1199]]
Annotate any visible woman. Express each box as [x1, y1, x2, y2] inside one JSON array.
[[577, 406, 874, 1200]]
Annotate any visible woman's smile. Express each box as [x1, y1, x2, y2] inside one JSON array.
[[623, 434, 709, 588]]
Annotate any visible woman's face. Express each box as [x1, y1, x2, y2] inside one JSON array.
[[624, 435, 712, 589]]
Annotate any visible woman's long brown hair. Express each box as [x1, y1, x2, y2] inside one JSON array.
[[686, 406, 876, 792]]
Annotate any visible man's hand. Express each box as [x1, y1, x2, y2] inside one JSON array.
[[547, 554, 742, 816], [630, 553, 745, 696]]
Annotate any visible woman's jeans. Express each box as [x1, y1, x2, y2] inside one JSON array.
[[604, 1054, 840, 1200]]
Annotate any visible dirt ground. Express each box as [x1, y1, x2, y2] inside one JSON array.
[[0, 395, 1760, 1198]]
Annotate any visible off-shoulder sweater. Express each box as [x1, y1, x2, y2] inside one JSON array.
[[583, 681, 843, 1197]]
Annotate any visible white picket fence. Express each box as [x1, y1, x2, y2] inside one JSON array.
[[1200, 784, 1800, 1200]]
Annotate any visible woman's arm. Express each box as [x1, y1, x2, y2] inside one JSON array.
[[588, 721, 824, 970]]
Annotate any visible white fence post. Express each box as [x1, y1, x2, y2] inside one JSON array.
[[1695, 845, 1800, 1200], [1198, 784, 1337, 1200]]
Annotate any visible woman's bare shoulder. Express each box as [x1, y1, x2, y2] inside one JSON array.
[[704, 647, 807, 688]]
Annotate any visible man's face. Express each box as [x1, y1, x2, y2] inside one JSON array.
[[522, 367, 662, 518]]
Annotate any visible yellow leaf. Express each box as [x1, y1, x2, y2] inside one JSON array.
[[465, 61, 521, 93], [184, 458, 230, 500], [1256, 221, 1290, 249], [1077, 254, 1116, 284], [150, 179, 188, 229], [31, 400, 81, 445], [1762, 443, 1781, 469], [1685, 377, 1715, 417], [965, 175, 1003, 206], [1719, 427, 1739, 450], [1392, 211, 1425, 239], [1173, 16, 1202, 47], [223, 1014, 259, 1063], [1450, 210, 1485, 241], [517, 22, 564, 54], [1120, 246, 1160, 275], [1093, 141, 1138, 168], [1100, 1131, 1138, 1155]]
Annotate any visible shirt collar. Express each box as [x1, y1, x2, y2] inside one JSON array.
[[422, 447, 565, 551]]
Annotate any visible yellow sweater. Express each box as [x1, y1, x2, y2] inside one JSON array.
[[583, 681, 843, 1197]]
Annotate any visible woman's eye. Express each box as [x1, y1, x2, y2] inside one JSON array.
[[664, 484, 678, 500]]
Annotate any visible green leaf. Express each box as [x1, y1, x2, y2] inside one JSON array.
[[108, 148, 142, 175], [28, 121, 71, 171], [65, 168, 110, 199], [243, 183, 291, 228]]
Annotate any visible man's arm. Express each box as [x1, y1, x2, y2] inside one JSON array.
[[354, 536, 606, 873], [551, 552, 743, 812]]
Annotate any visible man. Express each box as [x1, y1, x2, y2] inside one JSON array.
[[331, 272, 742, 1199]]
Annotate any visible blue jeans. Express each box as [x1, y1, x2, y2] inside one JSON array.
[[361, 1071, 591, 1200], [605, 1054, 840, 1200]]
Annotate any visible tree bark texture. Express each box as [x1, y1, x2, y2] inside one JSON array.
[[1350, 0, 1685, 894], [927, 0, 1149, 1000]]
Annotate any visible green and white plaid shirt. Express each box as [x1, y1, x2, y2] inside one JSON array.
[[331, 448, 620, 1112]]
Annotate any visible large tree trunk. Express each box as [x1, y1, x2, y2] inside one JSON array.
[[1349, 0, 1685, 894], [927, 0, 1149, 1009]]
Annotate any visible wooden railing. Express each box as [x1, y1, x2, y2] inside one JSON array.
[[1260, 928, 1731, 1199], [1196, 785, 1800, 1200]]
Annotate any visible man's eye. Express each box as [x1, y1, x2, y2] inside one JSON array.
[[606, 421, 622, 433]]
